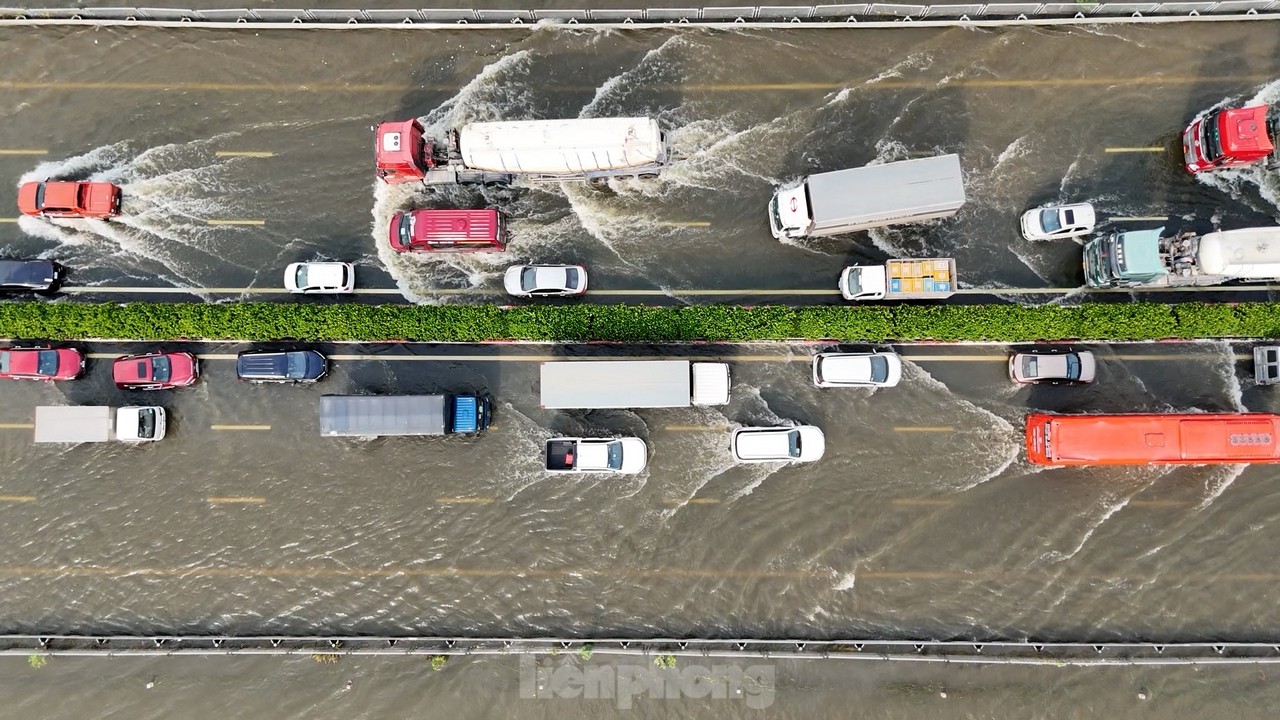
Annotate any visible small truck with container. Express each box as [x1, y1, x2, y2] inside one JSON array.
[[545, 437, 648, 474], [34, 405, 166, 443], [540, 360, 730, 409], [768, 154, 966, 240], [1083, 226, 1280, 288], [318, 394, 490, 438], [839, 258, 957, 301], [374, 117, 670, 186], [1182, 104, 1278, 174]]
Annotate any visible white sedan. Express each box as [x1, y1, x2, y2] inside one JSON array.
[[812, 351, 902, 388], [284, 262, 355, 294], [731, 426, 825, 464], [503, 265, 588, 298], [1009, 349, 1097, 384], [1020, 202, 1096, 240]]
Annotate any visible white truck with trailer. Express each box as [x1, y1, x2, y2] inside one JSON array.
[[34, 405, 166, 443], [544, 437, 648, 474], [768, 154, 966, 240], [375, 117, 671, 186], [839, 258, 957, 301], [540, 360, 731, 409]]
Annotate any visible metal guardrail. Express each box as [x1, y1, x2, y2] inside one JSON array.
[[0, 3, 1277, 28], [10, 635, 1280, 664]]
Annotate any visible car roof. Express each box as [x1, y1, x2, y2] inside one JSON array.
[[2, 349, 41, 374], [303, 263, 348, 287], [0, 259, 54, 286], [819, 354, 876, 382], [40, 182, 81, 209], [735, 429, 793, 459], [531, 266, 573, 289], [113, 355, 154, 382]]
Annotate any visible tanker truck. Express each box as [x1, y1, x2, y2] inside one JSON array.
[[374, 117, 670, 186], [1083, 226, 1280, 288], [1182, 104, 1279, 174]]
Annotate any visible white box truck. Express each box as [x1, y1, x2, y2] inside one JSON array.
[[839, 258, 958, 301], [540, 360, 731, 409], [34, 405, 166, 443], [768, 154, 966, 240]]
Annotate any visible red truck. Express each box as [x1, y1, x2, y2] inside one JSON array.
[[1182, 104, 1279, 173], [18, 180, 122, 219], [388, 209, 506, 253]]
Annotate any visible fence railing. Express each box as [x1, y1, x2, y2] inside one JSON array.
[[0, 3, 1277, 28]]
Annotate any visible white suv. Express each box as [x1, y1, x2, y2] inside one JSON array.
[[285, 262, 355, 294], [731, 426, 825, 463], [812, 351, 902, 388]]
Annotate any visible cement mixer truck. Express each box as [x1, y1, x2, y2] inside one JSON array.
[[374, 117, 670, 186], [1083, 226, 1280, 288]]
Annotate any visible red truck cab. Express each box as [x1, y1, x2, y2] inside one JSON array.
[[375, 119, 432, 183], [389, 209, 506, 253], [18, 180, 122, 219], [1183, 104, 1277, 173]]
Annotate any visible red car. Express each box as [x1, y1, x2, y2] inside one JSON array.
[[113, 351, 198, 390], [18, 180, 122, 219], [0, 346, 84, 381]]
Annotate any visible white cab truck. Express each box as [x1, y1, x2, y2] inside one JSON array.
[[768, 154, 966, 240], [540, 360, 731, 409], [1084, 226, 1280, 288], [545, 437, 648, 474], [839, 258, 957, 301], [34, 405, 166, 443]]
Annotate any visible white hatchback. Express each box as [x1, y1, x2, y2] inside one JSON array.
[[812, 351, 902, 388], [503, 265, 588, 298], [1020, 202, 1096, 240], [284, 262, 355, 294], [731, 426, 825, 464]]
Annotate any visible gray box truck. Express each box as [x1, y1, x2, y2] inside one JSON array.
[[319, 394, 490, 437], [540, 360, 731, 409], [34, 405, 166, 443], [768, 154, 966, 240]]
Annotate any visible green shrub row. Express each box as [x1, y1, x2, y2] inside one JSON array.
[[0, 302, 1277, 343]]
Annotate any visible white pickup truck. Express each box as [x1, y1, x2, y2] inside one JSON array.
[[545, 437, 648, 474]]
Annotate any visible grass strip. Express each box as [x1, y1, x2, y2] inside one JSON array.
[[0, 302, 1277, 343]]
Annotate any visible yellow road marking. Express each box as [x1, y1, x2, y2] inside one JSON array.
[[0, 76, 1270, 95], [0, 495, 36, 503], [1103, 147, 1164, 153], [893, 426, 955, 432], [0, 149, 47, 155], [891, 498, 954, 507], [206, 496, 266, 504], [215, 151, 274, 158], [657, 221, 711, 228], [210, 424, 271, 431], [435, 497, 495, 505], [206, 219, 265, 226], [0, 423, 34, 429], [664, 498, 721, 505], [0, 218, 19, 223], [1111, 216, 1168, 222]]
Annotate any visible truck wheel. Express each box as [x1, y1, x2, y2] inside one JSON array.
[[638, 173, 659, 180], [588, 176, 609, 187]]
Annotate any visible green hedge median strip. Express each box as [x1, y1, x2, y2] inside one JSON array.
[[2, 302, 1279, 343]]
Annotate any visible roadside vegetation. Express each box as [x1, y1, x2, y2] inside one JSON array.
[[0, 301, 1276, 343]]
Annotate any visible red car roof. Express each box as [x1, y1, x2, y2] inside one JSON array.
[[4, 349, 40, 375], [113, 352, 197, 386]]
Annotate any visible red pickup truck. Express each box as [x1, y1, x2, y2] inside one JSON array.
[[18, 180, 122, 219], [389, 209, 505, 253]]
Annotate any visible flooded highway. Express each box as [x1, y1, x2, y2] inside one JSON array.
[[0, 25, 1278, 302]]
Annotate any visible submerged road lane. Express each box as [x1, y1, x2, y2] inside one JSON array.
[[0, 26, 1277, 302], [0, 340, 1276, 640]]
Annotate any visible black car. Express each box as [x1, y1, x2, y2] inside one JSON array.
[[236, 350, 328, 383], [0, 259, 63, 293]]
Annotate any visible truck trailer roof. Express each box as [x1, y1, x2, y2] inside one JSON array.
[[540, 360, 696, 409], [1195, 226, 1280, 277], [459, 117, 664, 175], [319, 395, 447, 436], [806, 154, 965, 229], [34, 405, 112, 443]]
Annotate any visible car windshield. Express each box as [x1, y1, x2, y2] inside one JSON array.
[[37, 350, 58, 376], [294, 266, 309, 288], [149, 355, 172, 382], [787, 430, 801, 458], [844, 271, 862, 296], [607, 441, 623, 470], [286, 352, 306, 379], [34, 183, 45, 209], [397, 215, 413, 246], [1065, 354, 1081, 380], [137, 409, 156, 439], [1039, 209, 1062, 233], [869, 356, 888, 383], [0, 352, 8, 373], [1203, 112, 1223, 161], [1022, 355, 1038, 378], [520, 268, 538, 291], [564, 268, 580, 289]]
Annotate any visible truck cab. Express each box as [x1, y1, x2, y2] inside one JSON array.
[[769, 184, 811, 239], [839, 265, 888, 301], [389, 209, 505, 253], [375, 119, 433, 183], [1082, 228, 1168, 288], [1183, 105, 1278, 173], [116, 406, 166, 442]]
